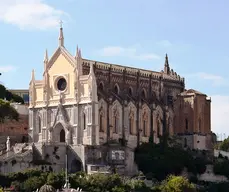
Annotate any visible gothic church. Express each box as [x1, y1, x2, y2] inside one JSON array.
[[0, 25, 212, 175]]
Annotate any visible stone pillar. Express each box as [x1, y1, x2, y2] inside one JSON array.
[[49, 129, 53, 142], [66, 129, 71, 145]]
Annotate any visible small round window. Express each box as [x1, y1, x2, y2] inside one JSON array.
[[57, 77, 67, 91]]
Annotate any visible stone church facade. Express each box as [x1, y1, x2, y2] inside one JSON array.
[[0, 26, 212, 175]]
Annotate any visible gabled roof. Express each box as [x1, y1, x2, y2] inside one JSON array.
[[179, 89, 206, 96], [46, 46, 76, 71]]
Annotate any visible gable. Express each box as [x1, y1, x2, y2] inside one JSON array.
[[47, 47, 76, 71], [48, 51, 75, 75]]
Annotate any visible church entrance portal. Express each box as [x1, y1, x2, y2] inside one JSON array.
[[60, 129, 65, 142], [53, 123, 66, 143]]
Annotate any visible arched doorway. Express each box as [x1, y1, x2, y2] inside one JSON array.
[[70, 159, 82, 173], [60, 129, 65, 142]]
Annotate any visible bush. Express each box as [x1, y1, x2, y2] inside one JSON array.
[[0, 99, 19, 122], [158, 175, 196, 192], [213, 159, 229, 178], [134, 138, 201, 181]]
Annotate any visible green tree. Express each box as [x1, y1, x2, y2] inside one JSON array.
[[158, 175, 196, 192], [4, 90, 24, 104], [135, 140, 196, 181], [5, 90, 13, 101], [22, 176, 44, 192], [219, 137, 229, 151], [0, 99, 19, 122], [0, 84, 6, 99], [47, 172, 64, 189], [213, 158, 229, 178], [12, 93, 25, 104]]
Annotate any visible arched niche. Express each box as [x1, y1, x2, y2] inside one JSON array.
[[98, 82, 104, 91], [155, 105, 163, 137], [141, 104, 150, 137], [127, 102, 137, 135], [114, 84, 120, 95], [110, 100, 122, 134], [53, 122, 66, 143], [98, 99, 107, 133]]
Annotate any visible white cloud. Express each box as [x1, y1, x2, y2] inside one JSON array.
[[0, 66, 16, 73], [211, 95, 229, 137], [188, 72, 225, 86], [157, 40, 172, 48], [0, 0, 68, 30], [98, 46, 160, 61]]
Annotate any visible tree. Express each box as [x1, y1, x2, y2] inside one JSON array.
[[22, 176, 44, 192], [47, 172, 65, 189], [0, 84, 6, 99], [135, 139, 196, 181], [219, 137, 229, 151], [12, 93, 25, 104], [158, 175, 196, 192], [0, 99, 19, 122]]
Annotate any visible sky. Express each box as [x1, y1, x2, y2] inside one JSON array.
[[0, 0, 228, 137]]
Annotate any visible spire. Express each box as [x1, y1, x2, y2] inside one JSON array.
[[58, 20, 64, 47], [165, 53, 169, 66], [44, 49, 48, 63], [79, 49, 81, 58], [164, 53, 170, 74], [75, 45, 80, 58], [75, 46, 82, 58], [31, 69, 35, 82], [43, 49, 48, 69]]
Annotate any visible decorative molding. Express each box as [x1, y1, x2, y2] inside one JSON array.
[[52, 73, 70, 95], [46, 47, 76, 71]]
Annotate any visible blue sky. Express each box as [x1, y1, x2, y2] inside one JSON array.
[[0, 0, 228, 137]]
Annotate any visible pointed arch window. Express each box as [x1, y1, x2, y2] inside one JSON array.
[[129, 110, 134, 135], [129, 118, 132, 134], [142, 111, 148, 137], [141, 89, 146, 99], [99, 114, 103, 132], [99, 107, 104, 132], [128, 87, 133, 96], [157, 119, 160, 137], [113, 115, 119, 133], [114, 84, 119, 95], [83, 113, 86, 130], [38, 116, 41, 133], [60, 129, 65, 142], [143, 120, 147, 136], [99, 82, 104, 91]]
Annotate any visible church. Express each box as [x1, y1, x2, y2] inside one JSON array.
[[0, 25, 212, 175]]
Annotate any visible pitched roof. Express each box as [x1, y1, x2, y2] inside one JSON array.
[[179, 89, 206, 96]]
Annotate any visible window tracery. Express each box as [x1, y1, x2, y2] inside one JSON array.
[[129, 107, 135, 135], [142, 109, 148, 137], [157, 114, 161, 137], [113, 106, 119, 133], [99, 106, 104, 132]]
